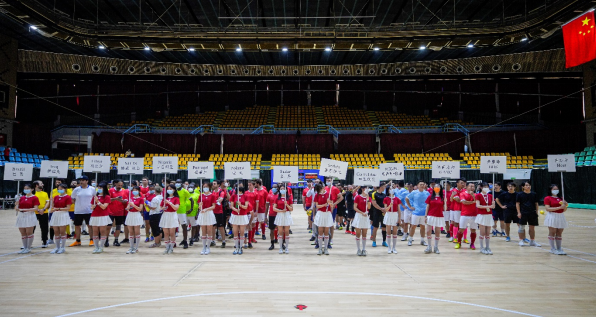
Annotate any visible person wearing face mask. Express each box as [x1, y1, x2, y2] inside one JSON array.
[[124, 186, 145, 254], [15, 184, 40, 254], [383, 183, 401, 254], [272, 184, 294, 254], [174, 178, 191, 249], [143, 184, 156, 242], [159, 184, 181, 255], [90, 182, 112, 254], [324, 179, 343, 249], [197, 182, 217, 255], [69, 176, 96, 247], [244, 181, 259, 248], [107, 179, 129, 247], [544, 184, 568, 255], [313, 183, 333, 255], [516, 181, 541, 248], [303, 180, 314, 234], [187, 184, 200, 246], [352, 186, 371, 256], [49, 179, 70, 246], [32, 180, 50, 248], [455, 182, 478, 250], [49, 184, 72, 254], [147, 186, 164, 248], [449, 178, 466, 244], [424, 184, 445, 254], [405, 181, 430, 247], [475, 183, 496, 255], [229, 184, 249, 255], [267, 184, 279, 250], [397, 182, 412, 240], [491, 182, 506, 237]]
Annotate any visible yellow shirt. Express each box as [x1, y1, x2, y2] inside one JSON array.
[[52, 188, 74, 211], [35, 191, 50, 214]]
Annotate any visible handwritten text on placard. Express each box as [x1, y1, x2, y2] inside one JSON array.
[[379, 163, 405, 180], [3, 163, 34, 181], [117, 158, 144, 175], [40, 161, 69, 178], [431, 161, 461, 179], [225, 162, 251, 179], [480, 156, 507, 174], [273, 166, 298, 183], [319, 159, 348, 180], [188, 162, 214, 179], [547, 154, 576, 172], [152, 157, 179, 174], [83, 156, 111, 173]]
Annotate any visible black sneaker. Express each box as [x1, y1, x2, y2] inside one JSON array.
[[309, 236, 315, 241], [397, 230, 403, 236], [446, 232, 451, 238], [274, 239, 278, 244], [121, 238, 130, 244], [248, 242, 253, 249], [81, 230, 89, 236], [268, 244, 274, 250], [289, 230, 293, 234], [113, 240, 121, 247], [182, 240, 188, 249], [220, 242, 226, 248], [189, 240, 194, 246], [210, 241, 216, 247], [262, 235, 267, 240], [104, 240, 109, 247], [440, 229, 447, 234], [327, 243, 333, 249]]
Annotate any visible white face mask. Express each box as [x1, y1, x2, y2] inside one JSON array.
[[167, 189, 174, 195], [203, 187, 209, 193], [552, 190, 559, 195], [225, 183, 229, 187], [188, 188, 194, 193], [482, 188, 490, 193]]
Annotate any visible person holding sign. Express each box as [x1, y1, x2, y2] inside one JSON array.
[[15, 184, 40, 254], [273, 184, 294, 254], [405, 181, 431, 247], [313, 183, 333, 255], [125, 186, 145, 254], [198, 182, 217, 255], [455, 182, 478, 250], [475, 183, 496, 255], [49, 184, 72, 254], [424, 184, 445, 254], [544, 185, 568, 255], [160, 184, 181, 255], [90, 182, 112, 254], [383, 186, 401, 254], [516, 182, 541, 248], [229, 185, 249, 255], [352, 187, 371, 256]]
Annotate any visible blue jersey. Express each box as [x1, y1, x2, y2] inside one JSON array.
[[395, 188, 410, 211], [407, 190, 431, 216]]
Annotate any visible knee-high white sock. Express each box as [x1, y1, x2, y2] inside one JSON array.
[[548, 236, 555, 249], [427, 235, 432, 247], [135, 235, 141, 249], [356, 237, 361, 251], [318, 236, 324, 249], [278, 235, 283, 250], [202, 236, 207, 249], [361, 237, 367, 250], [479, 236, 485, 249], [285, 236, 290, 248], [21, 236, 27, 249], [61, 235, 67, 249], [555, 237, 562, 250], [392, 235, 398, 249], [129, 235, 134, 249], [485, 236, 490, 248], [93, 236, 99, 248], [99, 237, 106, 251], [27, 235, 34, 249], [435, 237, 440, 247], [322, 235, 328, 249]]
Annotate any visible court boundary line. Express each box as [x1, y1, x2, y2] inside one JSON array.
[[55, 291, 542, 317], [0, 250, 51, 264], [173, 262, 203, 286]]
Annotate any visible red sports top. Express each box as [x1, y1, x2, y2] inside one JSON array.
[[353, 195, 370, 214], [200, 193, 215, 212], [446, 189, 453, 210], [19, 195, 40, 210], [475, 193, 493, 215], [162, 196, 180, 213], [256, 188, 269, 213], [267, 193, 278, 217], [544, 196, 565, 213], [451, 188, 462, 211], [91, 195, 111, 217], [53, 195, 72, 209], [244, 190, 258, 213], [302, 188, 313, 206], [425, 194, 444, 217], [108, 188, 129, 216], [459, 191, 477, 217], [129, 197, 144, 212], [314, 191, 331, 212]]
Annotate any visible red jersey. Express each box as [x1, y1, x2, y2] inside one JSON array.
[[53, 195, 72, 208], [91, 195, 111, 217], [129, 197, 144, 212], [446, 189, 453, 210], [230, 194, 242, 216], [238, 194, 251, 215], [163, 196, 180, 213], [139, 185, 150, 196], [108, 188, 129, 216], [19, 195, 40, 209], [268, 193, 278, 217], [303, 188, 312, 206], [384, 196, 401, 212], [427, 188, 434, 195], [145, 193, 156, 211], [212, 189, 225, 214], [200, 193, 215, 212], [325, 186, 341, 202], [451, 188, 462, 211], [459, 191, 477, 217], [425, 194, 444, 217], [256, 188, 269, 213], [544, 196, 565, 213], [275, 197, 291, 212], [244, 190, 258, 213], [353, 195, 370, 214], [314, 191, 331, 212], [475, 193, 493, 215]]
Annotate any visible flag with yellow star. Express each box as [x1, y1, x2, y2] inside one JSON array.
[[563, 11, 596, 68]]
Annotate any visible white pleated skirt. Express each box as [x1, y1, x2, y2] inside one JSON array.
[[274, 212, 294, 226], [159, 212, 180, 228], [15, 211, 37, 228], [475, 214, 495, 227], [125, 212, 144, 226], [89, 215, 111, 226], [197, 210, 216, 226], [383, 212, 399, 226], [49, 211, 71, 226], [426, 216, 445, 227], [352, 212, 370, 229], [314, 211, 334, 227], [544, 212, 568, 229], [230, 214, 249, 226]]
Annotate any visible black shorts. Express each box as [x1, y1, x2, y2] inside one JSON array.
[[492, 209, 504, 221], [224, 208, 232, 218], [519, 213, 539, 226], [336, 208, 346, 218], [269, 215, 277, 229], [110, 215, 125, 226], [73, 214, 91, 226], [503, 211, 519, 224], [372, 210, 386, 228], [214, 213, 226, 227], [149, 213, 163, 238], [346, 208, 356, 219]]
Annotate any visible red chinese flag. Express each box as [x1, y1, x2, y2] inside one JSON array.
[[562, 11, 596, 68]]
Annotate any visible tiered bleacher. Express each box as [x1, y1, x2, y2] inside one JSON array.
[[0, 147, 48, 167], [460, 153, 533, 169], [275, 106, 317, 128], [330, 154, 386, 169], [209, 154, 262, 170], [144, 154, 201, 170], [220, 106, 269, 128], [393, 153, 453, 169], [376, 112, 471, 128], [575, 146, 596, 166], [67, 153, 201, 170], [322, 105, 371, 127], [271, 154, 321, 168], [156, 113, 217, 127]]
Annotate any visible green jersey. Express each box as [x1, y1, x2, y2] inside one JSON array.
[[189, 192, 200, 217], [176, 188, 190, 214]]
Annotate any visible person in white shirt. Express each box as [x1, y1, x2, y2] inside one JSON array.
[[69, 175, 96, 247], [148, 186, 164, 248]]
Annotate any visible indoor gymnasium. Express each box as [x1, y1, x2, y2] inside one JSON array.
[[0, 0, 596, 316]]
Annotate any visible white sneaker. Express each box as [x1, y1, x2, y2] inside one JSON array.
[[421, 240, 428, 246], [392, 248, 397, 254], [357, 250, 362, 256], [433, 247, 440, 254], [318, 248, 323, 255], [424, 246, 432, 254], [205, 248, 210, 255], [401, 235, 408, 241], [279, 249, 284, 254], [518, 240, 525, 246], [324, 249, 329, 255], [407, 239, 412, 246], [486, 248, 493, 255], [388, 248, 392, 254], [284, 248, 289, 254], [557, 249, 567, 255], [57, 248, 65, 254], [530, 240, 541, 247], [448, 237, 453, 242], [361, 250, 367, 256], [200, 247, 206, 255], [163, 248, 169, 255], [126, 248, 133, 254], [167, 248, 173, 254], [22, 248, 31, 254], [50, 248, 58, 254], [550, 248, 556, 254], [480, 248, 487, 254], [48, 239, 54, 245]]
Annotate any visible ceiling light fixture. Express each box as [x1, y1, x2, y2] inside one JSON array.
[[30, 25, 38, 30], [325, 47, 332, 52], [144, 47, 150, 51], [98, 45, 105, 49], [282, 47, 288, 52], [521, 38, 528, 42], [188, 47, 195, 52], [467, 44, 474, 48], [373, 47, 380, 51], [419, 46, 426, 50], [236, 47, 242, 52]]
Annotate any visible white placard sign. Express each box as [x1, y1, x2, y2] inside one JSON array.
[[225, 162, 251, 179], [40, 160, 69, 178], [547, 154, 576, 172], [504, 169, 532, 180], [117, 158, 144, 175], [319, 158, 349, 180], [354, 168, 381, 186], [273, 166, 298, 183], [188, 162, 214, 179], [431, 161, 460, 179], [83, 156, 111, 173], [379, 163, 405, 180], [4, 163, 34, 181], [480, 156, 507, 174], [152, 156, 179, 174]]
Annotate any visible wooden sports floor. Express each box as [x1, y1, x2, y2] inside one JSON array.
[[0, 206, 595, 316]]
